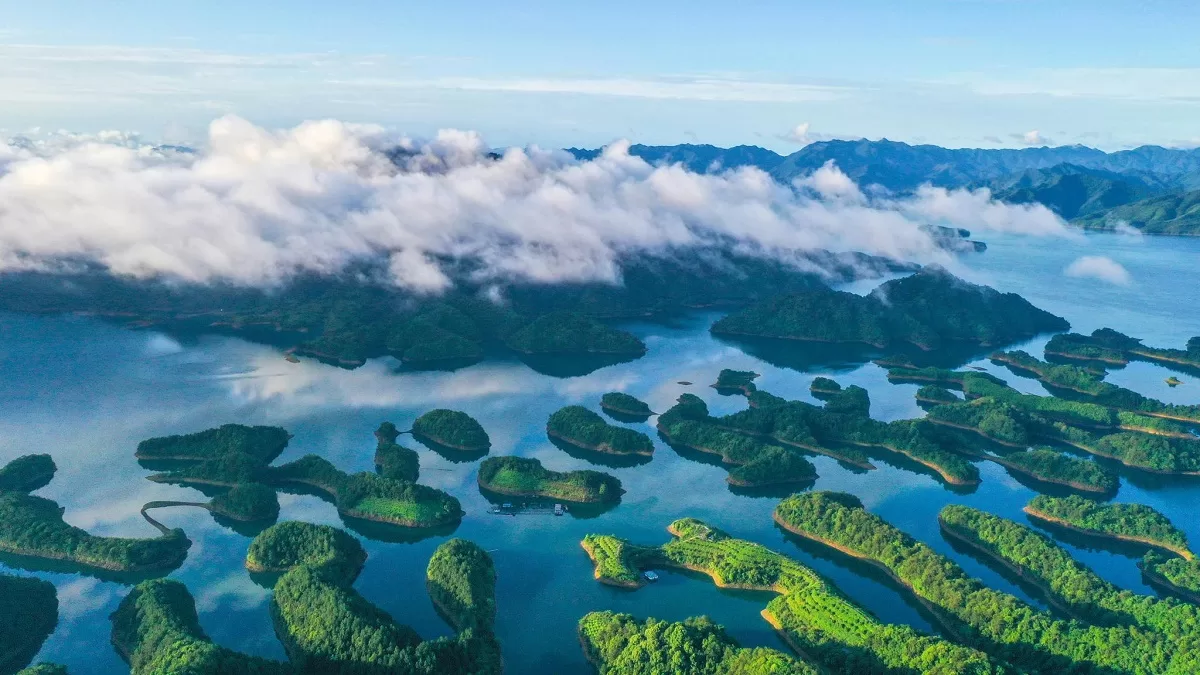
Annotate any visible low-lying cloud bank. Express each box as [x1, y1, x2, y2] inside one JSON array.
[[0, 116, 1073, 292], [1064, 255, 1132, 286]]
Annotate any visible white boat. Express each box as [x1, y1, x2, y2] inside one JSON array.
[[643, 571, 659, 582]]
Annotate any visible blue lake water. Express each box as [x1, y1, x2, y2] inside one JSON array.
[[2, 230, 1199, 673]]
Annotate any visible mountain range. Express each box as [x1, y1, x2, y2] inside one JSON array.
[[568, 139, 1200, 234]]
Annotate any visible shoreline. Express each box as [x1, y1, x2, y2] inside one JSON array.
[[937, 517, 1088, 621], [1023, 506, 1195, 560], [478, 476, 619, 505], [548, 429, 653, 457], [926, 418, 1027, 448]]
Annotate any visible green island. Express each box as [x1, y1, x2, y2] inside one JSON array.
[[660, 382, 983, 487], [711, 266, 1068, 351], [915, 385, 962, 406], [139, 482, 280, 524], [774, 491, 1200, 674], [0, 249, 910, 370], [1023, 494, 1193, 559], [1167, 376, 1184, 387], [111, 577, 292, 674], [0, 454, 56, 493], [546, 405, 654, 456], [268, 455, 463, 528], [0, 455, 191, 575], [578, 612, 816, 675], [991, 350, 1200, 424], [655, 394, 819, 487], [809, 376, 842, 396], [373, 422, 420, 482], [713, 368, 759, 395], [580, 518, 1003, 674], [425, 538, 497, 634], [504, 311, 645, 356], [144, 423, 464, 530], [889, 364, 1200, 475], [114, 522, 500, 674], [598, 392, 653, 418], [135, 423, 291, 464], [0, 574, 58, 675], [988, 448, 1116, 494], [477, 456, 623, 503], [411, 409, 491, 453], [1020, 496, 1200, 604], [259, 522, 500, 674], [1046, 328, 1200, 372]]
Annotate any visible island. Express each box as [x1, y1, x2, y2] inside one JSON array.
[[249, 522, 500, 674], [579, 518, 1001, 674], [546, 405, 654, 457], [915, 385, 962, 406], [991, 350, 1200, 424], [135, 423, 291, 465], [773, 491, 1196, 674], [598, 392, 653, 418], [111, 577, 292, 674], [0, 456, 191, 575], [142, 423, 465, 531], [0, 574, 58, 675], [711, 266, 1069, 351], [425, 538, 497, 635], [1046, 328, 1200, 372], [477, 456, 623, 503], [808, 376, 841, 396], [1168, 376, 1184, 387], [374, 422, 420, 482], [579, 612, 816, 675], [0, 454, 56, 493], [245, 521, 367, 582], [987, 448, 1116, 494], [660, 383, 984, 487], [1023, 495, 1193, 560], [206, 482, 281, 522], [712, 369, 759, 395], [504, 311, 645, 356], [1142, 551, 1200, 604], [411, 409, 491, 453], [268, 455, 463, 528], [655, 395, 818, 487]]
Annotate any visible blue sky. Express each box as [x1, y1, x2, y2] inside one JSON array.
[[2, 0, 1198, 150]]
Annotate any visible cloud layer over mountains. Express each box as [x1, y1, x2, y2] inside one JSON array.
[[0, 116, 1072, 292]]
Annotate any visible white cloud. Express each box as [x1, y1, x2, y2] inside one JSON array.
[[959, 67, 1200, 101], [1064, 255, 1132, 285], [1017, 130, 1052, 146], [899, 185, 1077, 238], [0, 117, 1077, 291], [342, 76, 850, 103], [782, 122, 813, 144]]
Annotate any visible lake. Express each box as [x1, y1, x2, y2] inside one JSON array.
[[3, 230, 1200, 674]]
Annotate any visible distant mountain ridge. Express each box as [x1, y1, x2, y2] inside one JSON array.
[[569, 139, 1200, 193], [568, 139, 1200, 234]]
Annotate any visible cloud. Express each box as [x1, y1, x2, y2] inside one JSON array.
[[898, 185, 1076, 238], [1064, 255, 1132, 285], [1014, 130, 1053, 146], [962, 67, 1200, 102], [0, 116, 1076, 291], [781, 122, 814, 144], [343, 76, 850, 103]]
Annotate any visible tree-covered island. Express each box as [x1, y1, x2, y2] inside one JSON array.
[[580, 517, 1002, 674], [0, 574, 58, 675], [711, 266, 1069, 351], [598, 392, 653, 418], [0, 455, 191, 575], [1047, 328, 1200, 373], [774, 491, 1200, 674], [411, 409, 491, 453], [477, 456, 623, 503], [546, 406, 655, 456]]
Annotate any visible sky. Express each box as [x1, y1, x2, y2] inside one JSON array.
[[1, 0, 1198, 150]]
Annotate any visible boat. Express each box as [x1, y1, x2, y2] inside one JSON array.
[[554, 504, 565, 516], [643, 571, 659, 582]]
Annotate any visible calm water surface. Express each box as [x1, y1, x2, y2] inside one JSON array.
[[3, 231, 1199, 674]]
